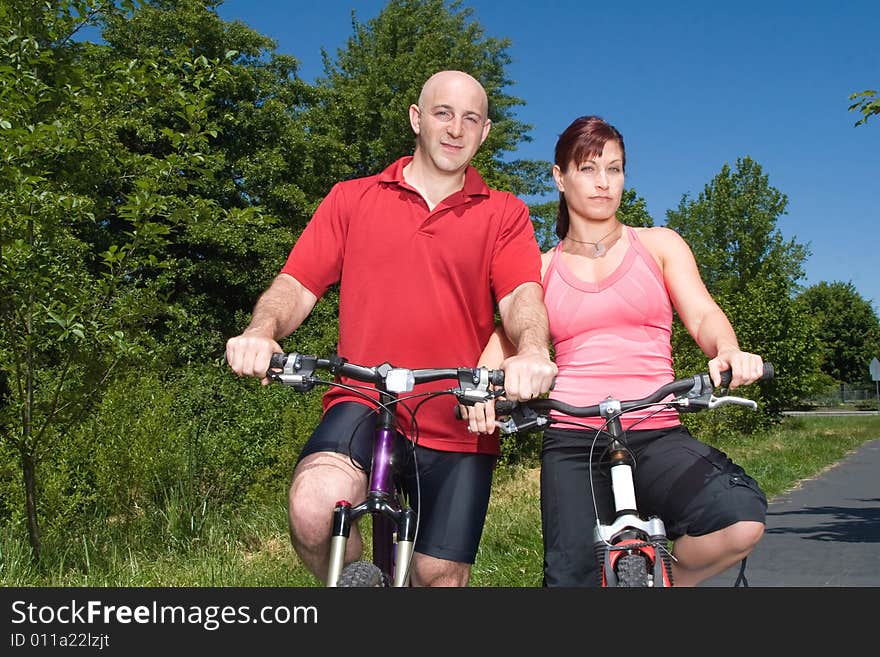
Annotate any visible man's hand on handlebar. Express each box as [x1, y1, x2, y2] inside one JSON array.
[[225, 333, 283, 385], [498, 351, 557, 401], [459, 350, 556, 435]]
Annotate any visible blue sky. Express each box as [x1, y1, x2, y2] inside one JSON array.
[[214, 1, 880, 320]]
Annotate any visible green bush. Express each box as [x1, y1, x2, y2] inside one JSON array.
[[0, 361, 326, 559]]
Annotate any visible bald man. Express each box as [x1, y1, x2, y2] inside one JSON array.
[[226, 70, 556, 586]]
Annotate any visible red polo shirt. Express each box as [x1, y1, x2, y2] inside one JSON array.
[[281, 156, 541, 454]]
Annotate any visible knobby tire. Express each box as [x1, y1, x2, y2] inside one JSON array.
[[336, 561, 389, 587], [615, 553, 650, 587]]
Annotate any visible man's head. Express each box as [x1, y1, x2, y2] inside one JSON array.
[[409, 70, 492, 175]]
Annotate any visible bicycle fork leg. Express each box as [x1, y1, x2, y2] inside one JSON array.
[[392, 508, 417, 587], [326, 501, 352, 587]]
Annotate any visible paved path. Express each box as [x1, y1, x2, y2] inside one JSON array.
[[701, 437, 880, 587], [783, 410, 879, 416]]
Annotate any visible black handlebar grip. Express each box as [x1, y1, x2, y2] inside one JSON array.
[[719, 362, 774, 387], [269, 352, 286, 369], [454, 398, 518, 419], [483, 369, 554, 389], [494, 400, 518, 415]]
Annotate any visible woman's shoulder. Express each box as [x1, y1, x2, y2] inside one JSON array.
[[631, 226, 696, 274], [631, 224, 678, 237], [632, 225, 689, 249], [540, 245, 557, 279]]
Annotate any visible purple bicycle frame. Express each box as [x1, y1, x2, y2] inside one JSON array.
[[327, 389, 417, 586]]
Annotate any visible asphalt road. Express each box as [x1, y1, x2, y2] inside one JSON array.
[[700, 436, 880, 587]]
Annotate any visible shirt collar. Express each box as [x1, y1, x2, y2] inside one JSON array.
[[379, 156, 490, 199]]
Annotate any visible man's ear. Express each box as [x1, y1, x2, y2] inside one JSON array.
[[409, 104, 421, 134], [480, 118, 492, 144]]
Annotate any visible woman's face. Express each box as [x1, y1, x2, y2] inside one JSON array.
[[553, 139, 624, 222]]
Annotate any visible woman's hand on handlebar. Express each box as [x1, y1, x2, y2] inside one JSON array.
[[459, 349, 555, 434], [709, 349, 765, 390], [459, 399, 499, 435], [225, 333, 283, 385]]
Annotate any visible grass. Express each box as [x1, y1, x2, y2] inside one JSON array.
[[2, 415, 878, 587], [713, 415, 880, 499]]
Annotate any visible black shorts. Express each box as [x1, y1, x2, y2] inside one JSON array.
[[540, 424, 767, 587], [296, 401, 496, 564]]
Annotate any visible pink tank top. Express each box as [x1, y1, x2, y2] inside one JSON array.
[[543, 226, 680, 430]]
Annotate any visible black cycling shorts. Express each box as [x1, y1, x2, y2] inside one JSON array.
[[540, 424, 767, 587], [296, 401, 496, 564]]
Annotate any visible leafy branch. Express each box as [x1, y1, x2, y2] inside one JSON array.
[[848, 89, 879, 126]]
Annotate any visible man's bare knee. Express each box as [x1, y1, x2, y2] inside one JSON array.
[[290, 452, 365, 498], [410, 553, 471, 587], [287, 452, 368, 579], [288, 452, 366, 540]]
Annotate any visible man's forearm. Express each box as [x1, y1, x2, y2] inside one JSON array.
[[244, 273, 317, 340], [497, 282, 551, 357]]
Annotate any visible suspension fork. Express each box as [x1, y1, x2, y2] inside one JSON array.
[[593, 400, 672, 586], [598, 400, 636, 516]]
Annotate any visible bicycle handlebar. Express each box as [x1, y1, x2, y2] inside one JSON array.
[[490, 362, 774, 434], [266, 352, 506, 399]]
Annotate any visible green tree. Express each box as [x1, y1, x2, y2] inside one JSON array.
[[665, 157, 820, 425], [848, 89, 879, 126], [308, 0, 552, 198], [0, 0, 235, 560], [93, 0, 338, 364], [799, 281, 880, 384]]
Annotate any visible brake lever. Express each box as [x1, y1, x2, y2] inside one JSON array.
[[708, 395, 758, 410], [497, 406, 549, 435], [456, 387, 506, 406], [269, 353, 318, 391], [497, 418, 521, 435]]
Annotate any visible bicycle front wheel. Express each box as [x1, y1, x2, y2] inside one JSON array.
[[615, 553, 650, 587], [336, 561, 389, 587]]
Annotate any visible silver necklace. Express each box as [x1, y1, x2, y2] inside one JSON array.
[[565, 224, 622, 258]]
